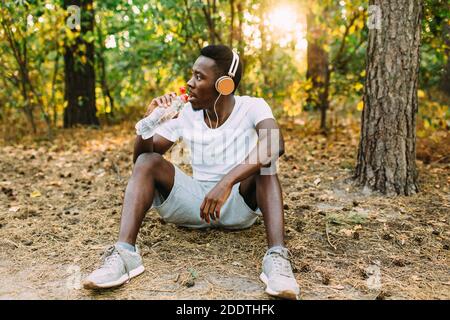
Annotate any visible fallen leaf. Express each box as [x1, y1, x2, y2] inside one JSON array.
[[339, 229, 353, 237], [47, 180, 62, 187], [30, 190, 41, 198]]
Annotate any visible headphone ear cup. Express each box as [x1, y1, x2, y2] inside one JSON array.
[[215, 76, 235, 95]]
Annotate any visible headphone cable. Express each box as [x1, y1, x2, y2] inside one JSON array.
[[206, 93, 222, 129]]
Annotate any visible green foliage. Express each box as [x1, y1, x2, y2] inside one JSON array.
[[0, 0, 448, 135], [421, 0, 449, 88]]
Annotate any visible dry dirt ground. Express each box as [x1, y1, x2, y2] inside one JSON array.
[[0, 121, 448, 300]]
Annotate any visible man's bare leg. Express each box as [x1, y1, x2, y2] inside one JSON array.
[[83, 149, 175, 289], [239, 172, 285, 248], [117, 152, 175, 245], [239, 172, 299, 299]]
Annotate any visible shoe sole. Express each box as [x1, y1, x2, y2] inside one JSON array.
[[259, 273, 299, 300], [83, 265, 145, 290]]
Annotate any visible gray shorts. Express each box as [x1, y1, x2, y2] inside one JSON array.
[[151, 165, 261, 229]]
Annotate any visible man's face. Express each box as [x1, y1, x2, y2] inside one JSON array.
[[187, 56, 220, 111]]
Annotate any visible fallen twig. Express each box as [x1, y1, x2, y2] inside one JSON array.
[[325, 223, 337, 251]]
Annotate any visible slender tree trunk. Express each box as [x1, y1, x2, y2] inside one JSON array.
[[22, 100, 37, 134], [354, 0, 422, 196], [236, 0, 246, 94], [440, 23, 450, 96], [1, 11, 36, 133], [96, 25, 114, 119], [229, 0, 235, 48], [51, 54, 60, 126], [63, 0, 98, 128], [306, 11, 330, 132], [202, 0, 222, 45], [258, 1, 267, 86], [183, 0, 203, 51]]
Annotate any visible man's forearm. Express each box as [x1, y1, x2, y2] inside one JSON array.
[[222, 162, 261, 186], [222, 133, 285, 186], [133, 135, 154, 163]]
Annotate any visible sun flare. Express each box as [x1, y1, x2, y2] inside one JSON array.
[[267, 6, 298, 34], [266, 4, 307, 53]]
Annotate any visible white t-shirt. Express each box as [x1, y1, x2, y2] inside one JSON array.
[[155, 95, 275, 181]]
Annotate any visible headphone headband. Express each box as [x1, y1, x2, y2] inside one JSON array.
[[215, 49, 240, 96], [228, 50, 239, 78]]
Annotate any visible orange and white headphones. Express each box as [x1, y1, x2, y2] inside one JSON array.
[[215, 50, 240, 96], [207, 50, 240, 129]]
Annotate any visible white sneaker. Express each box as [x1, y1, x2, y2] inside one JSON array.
[[83, 244, 145, 289], [260, 246, 300, 300]]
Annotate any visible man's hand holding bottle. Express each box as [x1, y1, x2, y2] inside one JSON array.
[[145, 87, 188, 116], [136, 87, 188, 139]]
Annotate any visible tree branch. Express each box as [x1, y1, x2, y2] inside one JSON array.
[[331, 11, 363, 68]]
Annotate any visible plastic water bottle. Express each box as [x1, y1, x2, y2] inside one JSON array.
[[136, 88, 188, 140]]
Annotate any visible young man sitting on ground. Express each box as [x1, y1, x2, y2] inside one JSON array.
[[83, 45, 300, 300]]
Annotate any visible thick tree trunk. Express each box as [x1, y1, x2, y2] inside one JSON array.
[[306, 12, 330, 132], [63, 0, 98, 128], [355, 0, 422, 195]]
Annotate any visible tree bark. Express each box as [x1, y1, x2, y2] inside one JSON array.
[[355, 0, 422, 196], [63, 0, 99, 128]]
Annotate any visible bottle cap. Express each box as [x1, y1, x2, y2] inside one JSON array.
[[180, 94, 188, 103]]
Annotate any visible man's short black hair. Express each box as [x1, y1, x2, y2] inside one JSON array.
[[200, 44, 243, 94]]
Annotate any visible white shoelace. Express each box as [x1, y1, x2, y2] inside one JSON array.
[[266, 249, 294, 277], [101, 246, 121, 268], [100, 245, 130, 276]]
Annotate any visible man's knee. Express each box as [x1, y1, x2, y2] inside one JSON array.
[[242, 171, 279, 192], [255, 172, 279, 184], [133, 153, 165, 175]]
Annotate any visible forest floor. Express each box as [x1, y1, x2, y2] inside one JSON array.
[[0, 119, 449, 300]]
